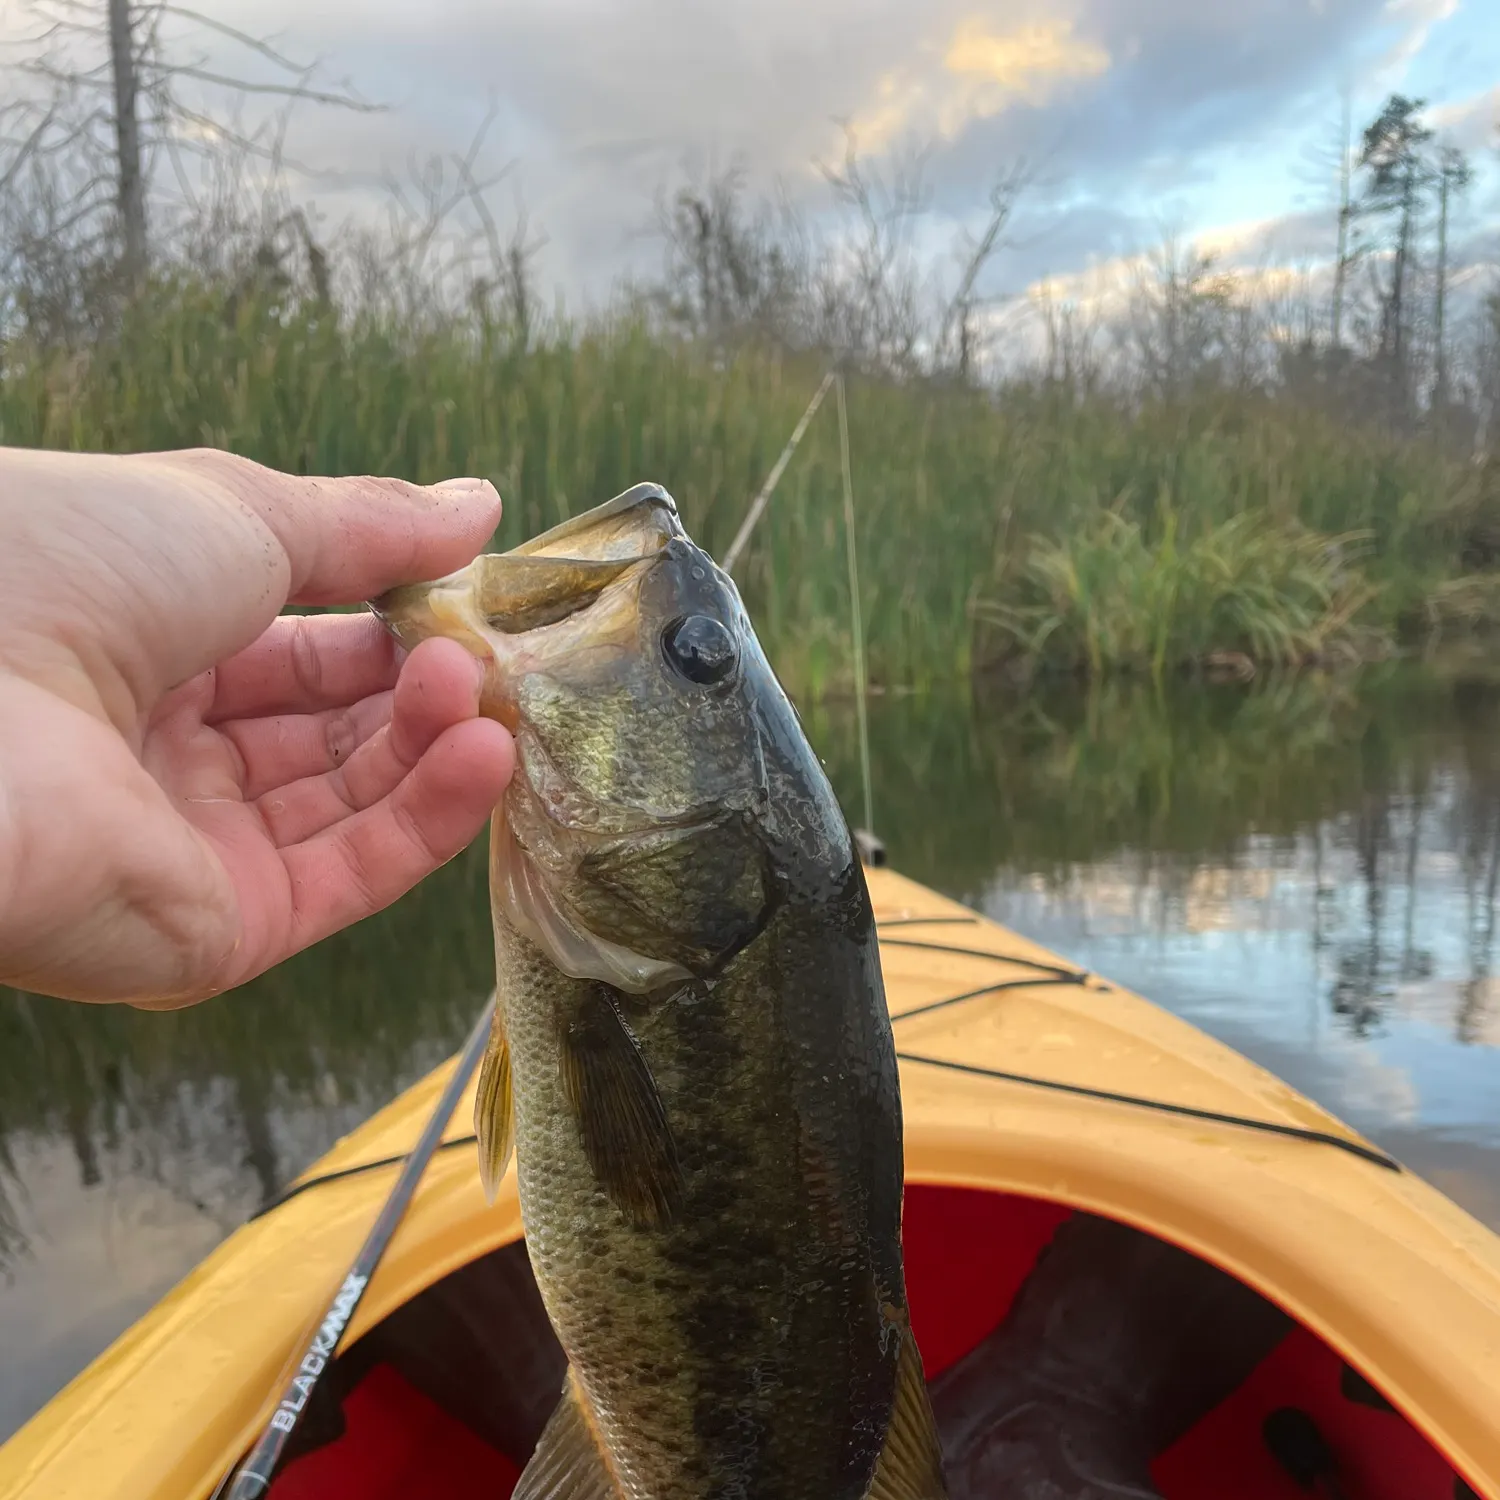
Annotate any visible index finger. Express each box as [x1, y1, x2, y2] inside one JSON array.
[[206, 612, 402, 723]]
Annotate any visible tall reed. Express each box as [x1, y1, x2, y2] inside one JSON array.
[[0, 278, 1488, 689]]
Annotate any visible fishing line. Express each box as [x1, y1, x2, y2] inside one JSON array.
[[716, 365, 877, 842], [836, 372, 876, 840]]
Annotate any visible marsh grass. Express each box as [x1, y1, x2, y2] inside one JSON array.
[[0, 276, 1491, 690], [975, 509, 1387, 678]]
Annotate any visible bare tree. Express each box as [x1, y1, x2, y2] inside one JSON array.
[[450, 125, 545, 346], [1357, 94, 1436, 418], [334, 107, 525, 330], [2, 0, 381, 306], [936, 166, 1028, 382], [651, 162, 809, 346], [105, 0, 145, 281], [1432, 143, 1473, 410], [1332, 84, 1356, 349], [1029, 282, 1104, 394], [644, 135, 1027, 381], [1475, 291, 1500, 461], [815, 129, 932, 373], [1119, 238, 1265, 399]]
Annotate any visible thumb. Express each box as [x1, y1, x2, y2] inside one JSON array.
[[153, 450, 503, 606]]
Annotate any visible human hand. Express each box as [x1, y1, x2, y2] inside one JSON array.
[[0, 446, 515, 1008]]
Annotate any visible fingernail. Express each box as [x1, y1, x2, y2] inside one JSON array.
[[428, 476, 494, 497]]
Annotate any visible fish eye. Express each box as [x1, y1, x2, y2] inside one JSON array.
[[662, 614, 736, 686]]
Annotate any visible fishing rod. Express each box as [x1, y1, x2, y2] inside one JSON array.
[[721, 367, 836, 575], [214, 995, 497, 1500]]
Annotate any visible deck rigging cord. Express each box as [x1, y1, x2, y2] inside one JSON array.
[[892, 1051, 1399, 1172], [255, 916, 1400, 1221], [879, 935, 1088, 981]]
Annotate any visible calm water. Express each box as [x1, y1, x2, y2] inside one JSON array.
[[5, 663, 1500, 1439]]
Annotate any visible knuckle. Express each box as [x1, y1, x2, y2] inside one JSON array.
[[335, 831, 383, 913], [290, 617, 324, 703], [393, 795, 443, 869], [323, 707, 358, 770]]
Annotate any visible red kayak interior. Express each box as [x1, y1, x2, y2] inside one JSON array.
[[267, 1184, 1480, 1500]]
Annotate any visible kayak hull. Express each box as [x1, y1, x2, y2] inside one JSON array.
[[1, 869, 1496, 1499]]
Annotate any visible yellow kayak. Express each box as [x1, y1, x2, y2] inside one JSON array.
[[1, 867, 1496, 1500]]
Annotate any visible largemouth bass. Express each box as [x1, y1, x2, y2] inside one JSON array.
[[371, 483, 947, 1500]]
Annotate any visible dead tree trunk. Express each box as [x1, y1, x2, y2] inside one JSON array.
[[1331, 89, 1352, 348], [1434, 165, 1451, 409], [107, 0, 146, 286]]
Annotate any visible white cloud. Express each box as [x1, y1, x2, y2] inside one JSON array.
[[1364, 0, 1459, 86], [1430, 83, 1500, 151]]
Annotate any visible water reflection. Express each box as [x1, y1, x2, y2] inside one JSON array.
[[822, 665, 1500, 1237], [5, 664, 1500, 1437], [0, 837, 497, 1438]]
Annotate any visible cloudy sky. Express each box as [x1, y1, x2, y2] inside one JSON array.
[[6, 0, 1499, 309]]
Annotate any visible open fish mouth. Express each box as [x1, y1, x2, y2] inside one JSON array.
[[369, 483, 685, 721], [369, 481, 730, 831], [368, 483, 759, 995]]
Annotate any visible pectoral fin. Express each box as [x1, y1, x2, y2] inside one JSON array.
[[560, 987, 682, 1229], [513, 1369, 623, 1500], [474, 1014, 515, 1204], [867, 1327, 949, 1500]]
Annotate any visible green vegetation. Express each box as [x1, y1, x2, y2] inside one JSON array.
[[1, 279, 1496, 690], [3, 44, 1496, 690], [975, 511, 1384, 678]]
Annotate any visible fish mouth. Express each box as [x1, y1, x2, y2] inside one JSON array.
[[369, 483, 686, 730], [368, 483, 713, 993]]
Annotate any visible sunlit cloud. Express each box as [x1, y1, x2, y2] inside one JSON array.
[[1015, 215, 1344, 355], [849, 15, 1110, 154]]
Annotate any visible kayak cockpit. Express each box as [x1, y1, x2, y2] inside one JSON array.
[[265, 1184, 1475, 1500]]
